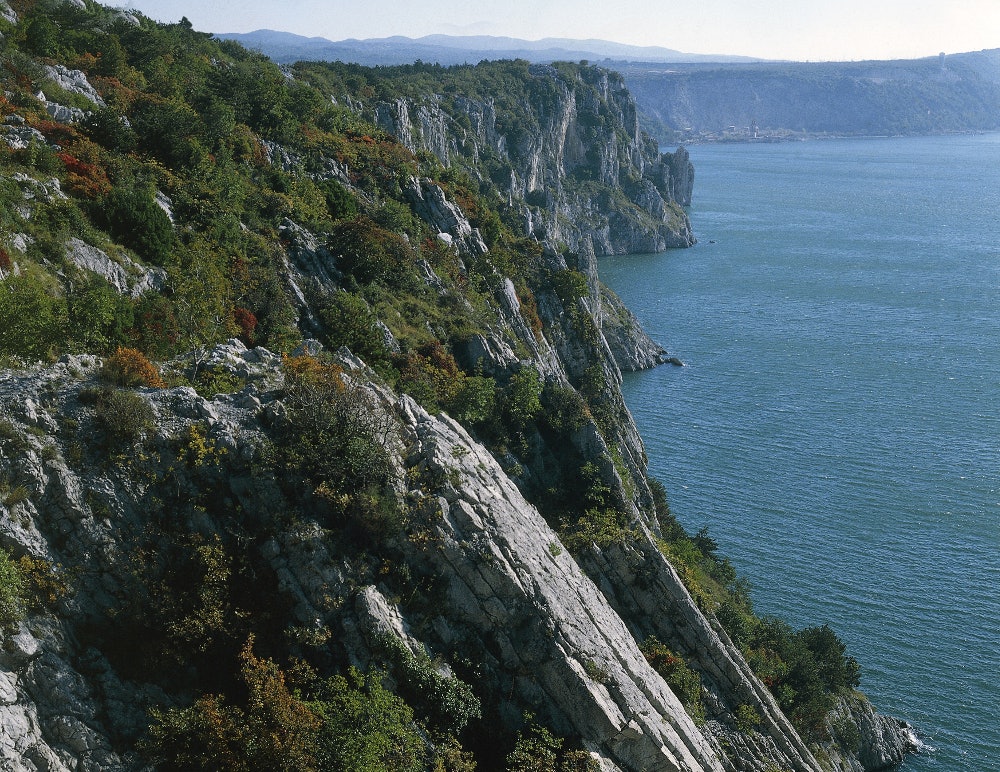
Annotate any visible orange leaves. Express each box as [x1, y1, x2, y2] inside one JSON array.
[[57, 151, 111, 197], [100, 346, 167, 388], [282, 353, 345, 393]]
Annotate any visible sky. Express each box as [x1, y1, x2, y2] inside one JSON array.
[[110, 1, 1000, 62]]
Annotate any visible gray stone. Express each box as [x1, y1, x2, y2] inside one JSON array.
[[43, 65, 106, 108], [64, 238, 167, 298]]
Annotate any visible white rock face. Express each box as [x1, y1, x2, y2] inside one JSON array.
[[396, 395, 725, 771], [64, 237, 167, 298]]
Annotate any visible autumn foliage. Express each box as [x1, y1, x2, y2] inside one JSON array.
[[100, 346, 166, 388]]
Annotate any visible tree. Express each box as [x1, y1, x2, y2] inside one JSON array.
[[145, 636, 321, 771], [310, 669, 425, 772], [0, 271, 66, 361], [100, 187, 176, 265]]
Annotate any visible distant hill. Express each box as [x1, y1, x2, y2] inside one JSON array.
[[617, 51, 1000, 142], [216, 29, 760, 66]]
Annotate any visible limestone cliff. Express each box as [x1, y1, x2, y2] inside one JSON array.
[[0, 4, 915, 769], [0, 175, 914, 770], [315, 60, 695, 254]]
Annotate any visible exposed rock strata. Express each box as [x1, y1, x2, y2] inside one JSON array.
[[357, 64, 696, 254], [0, 321, 916, 772]]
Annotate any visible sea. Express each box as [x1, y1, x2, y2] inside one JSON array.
[[598, 133, 1000, 771]]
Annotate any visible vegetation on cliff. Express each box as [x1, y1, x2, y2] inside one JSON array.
[[0, 2, 896, 770]]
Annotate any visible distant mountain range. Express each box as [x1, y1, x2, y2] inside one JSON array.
[[219, 30, 1000, 142], [216, 30, 760, 66]]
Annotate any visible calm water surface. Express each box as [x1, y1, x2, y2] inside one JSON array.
[[599, 134, 1000, 771]]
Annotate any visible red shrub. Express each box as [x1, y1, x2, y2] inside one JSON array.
[[233, 307, 258, 346]]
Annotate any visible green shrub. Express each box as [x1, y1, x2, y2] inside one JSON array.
[[449, 374, 498, 428], [734, 703, 761, 734], [0, 270, 67, 361], [502, 367, 542, 431], [639, 637, 705, 724], [735, 616, 861, 741], [310, 668, 425, 772], [541, 383, 590, 434], [0, 549, 25, 633], [375, 633, 481, 735], [94, 388, 156, 446], [327, 216, 415, 287], [65, 279, 135, 354], [550, 269, 590, 308], [281, 356, 396, 495], [318, 179, 359, 221], [316, 290, 391, 370], [506, 717, 598, 772], [99, 186, 176, 265]]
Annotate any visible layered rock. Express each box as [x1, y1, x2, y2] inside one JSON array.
[[0, 340, 915, 771], [355, 62, 696, 254], [64, 238, 166, 298]]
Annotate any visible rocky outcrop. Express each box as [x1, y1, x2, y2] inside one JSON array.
[[343, 62, 696, 255], [821, 694, 920, 771], [403, 177, 488, 256], [64, 238, 166, 298], [600, 285, 673, 371], [43, 65, 106, 108]]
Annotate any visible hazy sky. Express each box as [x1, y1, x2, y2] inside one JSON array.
[[111, 1, 1000, 61]]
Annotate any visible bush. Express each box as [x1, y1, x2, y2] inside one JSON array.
[[737, 617, 861, 741], [639, 637, 705, 724], [282, 356, 396, 493], [502, 367, 542, 432], [734, 703, 761, 734], [316, 290, 390, 370], [94, 388, 156, 446], [145, 636, 322, 772], [375, 633, 481, 735], [100, 347, 166, 388], [310, 668, 425, 772], [326, 216, 416, 287], [0, 549, 25, 633], [0, 270, 67, 361], [65, 279, 135, 353], [99, 186, 176, 265], [506, 717, 598, 772]]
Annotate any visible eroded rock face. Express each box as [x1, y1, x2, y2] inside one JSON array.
[[396, 396, 726, 771], [64, 238, 167, 298], [600, 285, 672, 371], [0, 340, 914, 772], [43, 65, 107, 108], [354, 64, 696, 255]]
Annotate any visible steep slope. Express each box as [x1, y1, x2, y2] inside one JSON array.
[[0, 2, 915, 771], [295, 59, 695, 254]]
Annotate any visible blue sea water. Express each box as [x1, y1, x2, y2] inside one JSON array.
[[598, 134, 1000, 771]]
